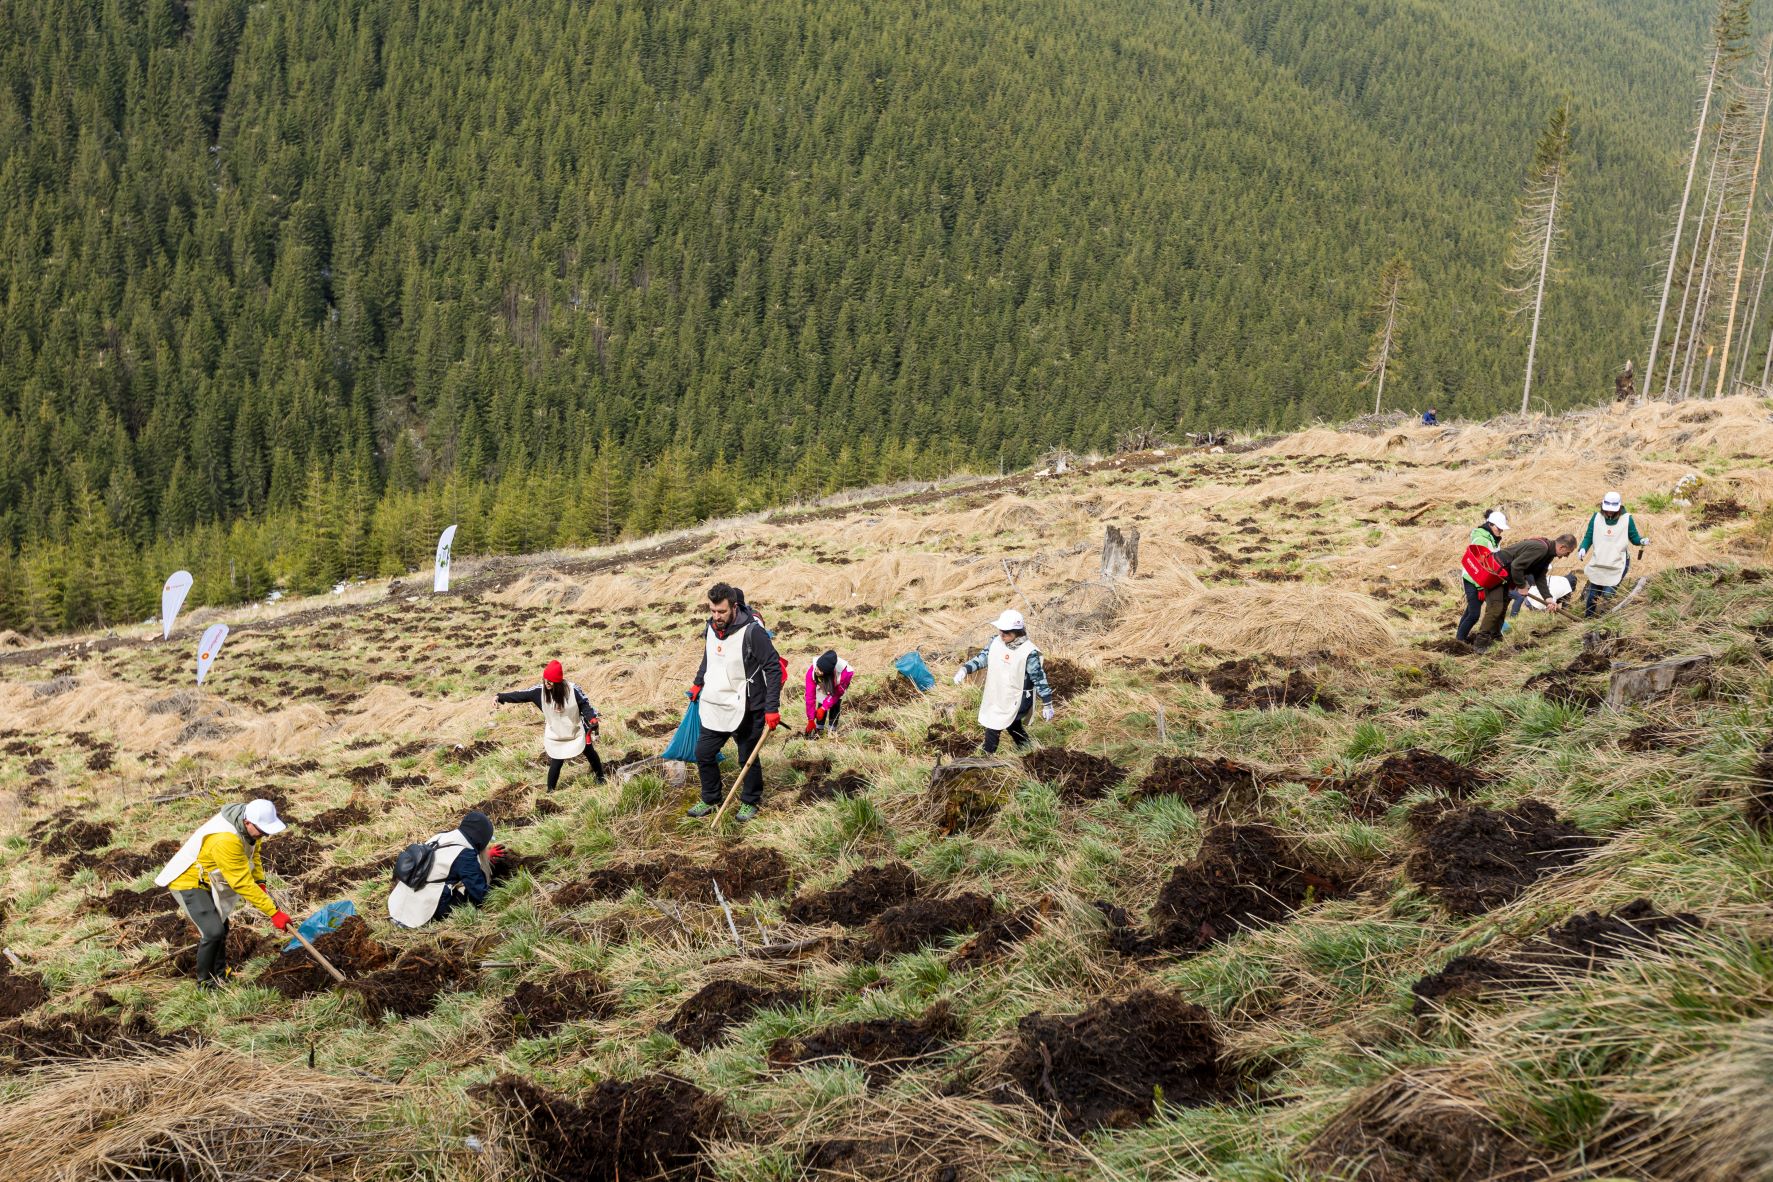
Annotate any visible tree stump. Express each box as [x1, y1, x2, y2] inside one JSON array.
[[1102, 525, 1140, 582], [1606, 655, 1713, 709]]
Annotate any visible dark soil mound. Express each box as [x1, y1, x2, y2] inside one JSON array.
[[949, 898, 1051, 970], [1041, 657, 1094, 699], [305, 803, 371, 836], [1621, 724, 1690, 753], [342, 762, 388, 785], [660, 846, 790, 903], [1348, 749, 1489, 818], [41, 820, 113, 856], [65, 839, 180, 880], [172, 925, 274, 974], [1022, 748, 1126, 800], [1412, 899, 1700, 1013], [850, 674, 923, 715], [268, 833, 327, 878], [798, 767, 869, 803], [444, 739, 500, 763], [138, 910, 191, 944], [475, 1073, 723, 1182], [1301, 1079, 1552, 1181], [0, 964, 47, 1020], [801, 1137, 964, 1182], [553, 859, 687, 907], [1110, 824, 1338, 955], [861, 893, 996, 960], [996, 990, 1231, 1132], [1132, 755, 1259, 810], [498, 971, 618, 1038], [0, 1011, 195, 1073], [663, 979, 806, 1050], [95, 887, 179, 920], [788, 863, 920, 928], [1235, 670, 1337, 711], [925, 722, 979, 758], [1407, 800, 1598, 915], [349, 947, 476, 1019], [257, 915, 394, 998], [1202, 658, 1259, 697], [1521, 668, 1605, 709], [769, 1002, 960, 1081], [491, 851, 552, 883]]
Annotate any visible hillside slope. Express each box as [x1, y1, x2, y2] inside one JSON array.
[[0, 397, 1769, 1179], [0, 0, 1715, 630]]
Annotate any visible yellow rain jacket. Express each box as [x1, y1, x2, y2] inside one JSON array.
[[160, 803, 279, 919]]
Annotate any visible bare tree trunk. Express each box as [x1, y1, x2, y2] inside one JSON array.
[[1521, 166, 1560, 415], [1648, 43, 1728, 402], [1716, 45, 1773, 396], [1665, 148, 1724, 397], [1373, 300, 1396, 414], [1732, 215, 1773, 388]]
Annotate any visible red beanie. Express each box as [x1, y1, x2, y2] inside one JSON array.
[[542, 660, 564, 683]]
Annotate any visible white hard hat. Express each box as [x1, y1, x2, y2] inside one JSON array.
[[991, 609, 1026, 632], [243, 799, 286, 835], [1601, 491, 1623, 512], [1485, 510, 1510, 532]]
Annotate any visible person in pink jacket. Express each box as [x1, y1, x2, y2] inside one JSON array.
[[803, 650, 854, 736]]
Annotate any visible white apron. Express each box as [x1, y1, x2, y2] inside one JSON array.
[[699, 621, 752, 732], [1584, 512, 1634, 589], [388, 829, 489, 928], [540, 683, 588, 760], [155, 811, 252, 919], [978, 636, 1038, 730]]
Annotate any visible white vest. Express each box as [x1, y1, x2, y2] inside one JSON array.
[[1584, 512, 1634, 588], [539, 683, 588, 760], [979, 636, 1038, 729], [387, 829, 488, 929], [155, 811, 252, 919], [699, 621, 753, 732]]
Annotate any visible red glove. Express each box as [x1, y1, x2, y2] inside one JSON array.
[[487, 844, 505, 860], [765, 712, 781, 731], [815, 706, 828, 723], [587, 716, 600, 732], [805, 718, 818, 736], [271, 910, 292, 932], [688, 685, 701, 701]]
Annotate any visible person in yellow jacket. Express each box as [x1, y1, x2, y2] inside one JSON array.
[[153, 799, 292, 989]]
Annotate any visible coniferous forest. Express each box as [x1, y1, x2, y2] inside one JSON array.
[[0, 0, 1719, 629]]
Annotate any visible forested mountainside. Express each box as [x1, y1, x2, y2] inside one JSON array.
[[0, 0, 1710, 629]]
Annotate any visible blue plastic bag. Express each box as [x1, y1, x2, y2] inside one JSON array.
[[662, 699, 721, 762], [894, 651, 936, 693], [284, 899, 357, 953]]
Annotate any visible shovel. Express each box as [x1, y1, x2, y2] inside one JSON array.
[[268, 886, 347, 983], [710, 725, 784, 826]]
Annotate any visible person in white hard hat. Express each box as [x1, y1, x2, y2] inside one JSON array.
[[1576, 491, 1648, 617], [952, 609, 1056, 754], [1456, 508, 1509, 644], [153, 799, 292, 989]]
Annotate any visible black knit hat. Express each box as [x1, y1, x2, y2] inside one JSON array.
[[459, 810, 494, 852], [815, 650, 838, 676]]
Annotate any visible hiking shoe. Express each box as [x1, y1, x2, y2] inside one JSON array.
[[686, 802, 716, 818], [735, 804, 759, 822]]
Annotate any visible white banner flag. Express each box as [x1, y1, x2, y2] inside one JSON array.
[[161, 570, 193, 639], [196, 623, 229, 685], [433, 524, 458, 593]]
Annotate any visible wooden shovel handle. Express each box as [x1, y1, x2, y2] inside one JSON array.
[[287, 923, 348, 983], [710, 725, 780, 826]]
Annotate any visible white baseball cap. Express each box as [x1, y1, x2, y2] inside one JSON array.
[[243, 799, 286, 835], [1485, 510, 1510, 532], [1601, 491, 1623, 512], [991, 609, 1026, 632]]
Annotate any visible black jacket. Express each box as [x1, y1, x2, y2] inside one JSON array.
[[496, 684, 598, 725], [692, 605, 783, 714]]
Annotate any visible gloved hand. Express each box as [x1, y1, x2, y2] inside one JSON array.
[[765, 712, 781, 731], [815, 706, 828, 723], [587, 716, 600, 732], [953, 670, 966, 685], [1041, 703, 1055, 722], [1576, 548, 1586, 561], [1641, 538, 1651, 547], [271, 910, 292, 932], [487, 844, 505, 860], [805, 718, 818, 736], [687, 685, 701, 701]]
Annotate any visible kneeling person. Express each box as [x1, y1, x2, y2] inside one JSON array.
[[154, 798, 292, 989], [388, 810, 503, 928]]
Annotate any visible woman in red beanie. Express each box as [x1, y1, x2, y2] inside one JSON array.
[[494, 660, 604, 789]]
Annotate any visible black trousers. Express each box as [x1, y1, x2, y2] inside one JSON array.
[[1455, 581, 1483, 642], [981, 690, 1034, 754], [814, 697, 843, 733], [174, 888, 229, 983], [696, 708, 767, 806], [547, 745, 603, 791]]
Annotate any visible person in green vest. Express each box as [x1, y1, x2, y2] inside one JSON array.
[[1576, 492, 1648, 617], [1456, 508, 1508, 644]]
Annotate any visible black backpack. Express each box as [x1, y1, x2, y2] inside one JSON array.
[[393, 840, 440, 890]]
